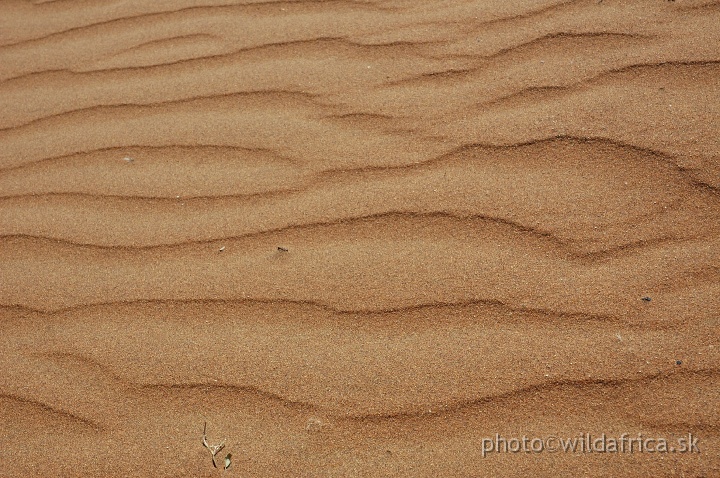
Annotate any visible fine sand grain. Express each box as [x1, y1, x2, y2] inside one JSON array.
[[1, 0, 719, 476]]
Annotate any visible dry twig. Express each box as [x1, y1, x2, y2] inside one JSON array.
[[202, 422, 226, 468]]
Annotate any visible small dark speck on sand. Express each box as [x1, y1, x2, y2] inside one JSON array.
[[278, 246, 289, 252], [676, 360, 683, 365], [641, 296, 652, 302]]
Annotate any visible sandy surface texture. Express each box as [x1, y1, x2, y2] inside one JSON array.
[[1, 0, 719, 476]]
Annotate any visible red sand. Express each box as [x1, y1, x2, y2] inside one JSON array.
[[1, 0, 719, 476]]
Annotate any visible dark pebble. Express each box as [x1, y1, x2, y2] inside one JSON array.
[[641, 297, 652, 302]]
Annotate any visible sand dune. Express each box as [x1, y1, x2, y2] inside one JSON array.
[[1, 0, 718, 476]]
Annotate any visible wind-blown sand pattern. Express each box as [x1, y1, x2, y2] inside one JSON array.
[[1, 0, 719, 476]]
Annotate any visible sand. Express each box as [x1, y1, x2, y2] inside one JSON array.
[[1, 0, 719, 476]]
